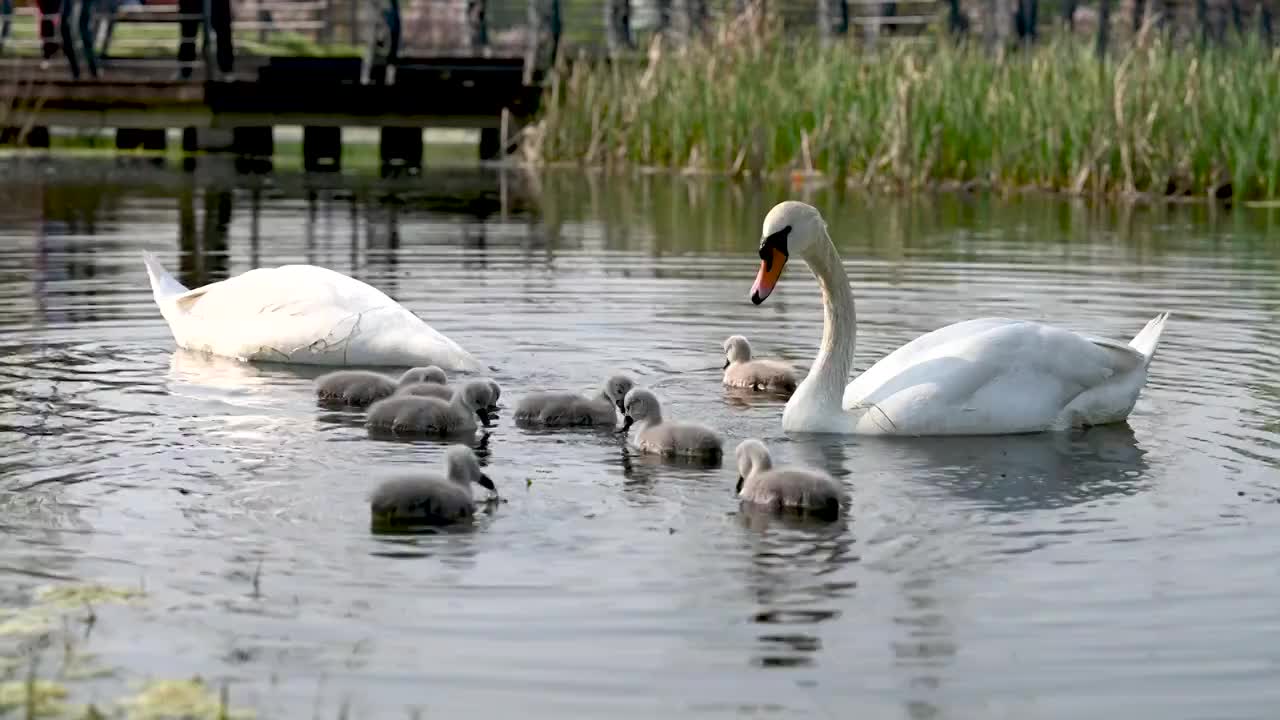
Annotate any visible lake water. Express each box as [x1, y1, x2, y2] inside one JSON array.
[[1, 158, 1278, 719]]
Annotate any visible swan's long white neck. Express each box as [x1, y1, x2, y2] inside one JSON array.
[[785, 228, 856, 425]]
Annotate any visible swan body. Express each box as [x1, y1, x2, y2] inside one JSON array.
[[622, 388, 724, 459], [514, 375, 635, 428], [750, 201, 1170, 436], [142, 252, 482, 371], [722, 335, 797, 394], [365, 380, 490, 436], [316, 366, 445, 408], [369, 445, 497, 527], [734, 439, 842, 518]]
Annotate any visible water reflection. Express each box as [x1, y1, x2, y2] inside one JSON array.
[[2, 159, 1280, 719], [869, 424, 1151, 512], [737, 506, 857, 670]]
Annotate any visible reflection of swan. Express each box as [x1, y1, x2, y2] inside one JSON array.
[[167, 348, 293, 390], [864, 423, 1151, 512], [749, 201, 1170, 436], [143, 252, 482, 371]]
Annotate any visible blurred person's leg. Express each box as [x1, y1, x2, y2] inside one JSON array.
[[177, 0, 198, 78]]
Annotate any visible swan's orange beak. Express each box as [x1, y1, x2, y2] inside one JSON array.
[[751, 248, 788, 305]]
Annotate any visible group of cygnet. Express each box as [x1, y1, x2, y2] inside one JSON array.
[[317, 332, 841, 528]]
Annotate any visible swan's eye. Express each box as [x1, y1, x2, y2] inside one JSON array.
[[758, 226, 791, 263]]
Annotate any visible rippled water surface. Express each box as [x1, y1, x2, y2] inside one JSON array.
[[1, 160, 1278, 718]]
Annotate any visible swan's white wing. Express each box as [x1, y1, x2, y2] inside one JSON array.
[[843, 319, 1139, 435]]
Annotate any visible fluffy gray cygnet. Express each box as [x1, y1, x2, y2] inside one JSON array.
[[734, 438, 842, 519], [365, 380, 491, 436], [621, 388, 723, 460], [315, 366, 447, 408], [514, 375, 635, 428], [369, 445, 497, 526], [722, 335, 797, 394]]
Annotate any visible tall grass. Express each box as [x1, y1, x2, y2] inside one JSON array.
[[525, 21, 1280, 200]]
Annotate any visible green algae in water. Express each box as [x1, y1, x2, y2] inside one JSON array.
[[35, 584, 145, 609], [0, 611, 54, 638], [117, 679, 254, 720], [0, 583, 144, 639], [0, 680, 70, 718]]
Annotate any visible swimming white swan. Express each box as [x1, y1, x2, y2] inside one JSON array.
[[513, 375, 635, 428], [734, 439, 842, 519], [369, 445, 497, 527], [621, 388, 724, 459], [750, 201, 1170, 436], [722, 335, 798, 394], [143, 252, 482, 371]]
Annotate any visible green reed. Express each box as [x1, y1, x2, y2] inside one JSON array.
[[527, 26, 1280, 200]]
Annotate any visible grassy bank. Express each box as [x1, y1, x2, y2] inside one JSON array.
[[525, 25, 1280, 200]]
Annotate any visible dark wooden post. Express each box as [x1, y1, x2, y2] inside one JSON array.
[[1096, 0, 1112, 57], [380, 126, 423, 175], [605, 0, 633, 53], [467, 0, 488, 51], [303, 126, 342, 173], [946, 0, 969, 34], [1261, 0, 1275, 45], [1131, 0, 1145, 32], [523, 0, 561, 84], [673, 0, 707, 42], [1229, 0, 1243, 36], [1194, 0, 1209, 44], [201, 0, 217, 80], [0, 0, 12, 56], [1062, 0, 1076, 29], [1015, 0, 1037, 43], [818, 0, 849, 37], [654, 0, 671, 34]]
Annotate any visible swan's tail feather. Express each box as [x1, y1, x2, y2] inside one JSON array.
[[142, 250, 189, 300], [1128, 312, 1170, 366]]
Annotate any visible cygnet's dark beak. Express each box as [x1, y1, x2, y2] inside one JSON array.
[[723, 358, 730, 370], [735, 476, 744, 494], [621, 414, 634, 432], [478, 473, 496, 492]]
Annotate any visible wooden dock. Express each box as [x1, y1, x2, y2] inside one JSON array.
[[0, 0, 945, 170], [4, 57, 540, 129]]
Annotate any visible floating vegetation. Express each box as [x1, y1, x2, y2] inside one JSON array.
[[0, 679, 70, 718], [116, 679, 254, 720], [35, 584, 145, 609]]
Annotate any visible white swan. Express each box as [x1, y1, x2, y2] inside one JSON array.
[[749, 201, 1170, 436], [142, 252, 483, 371]]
